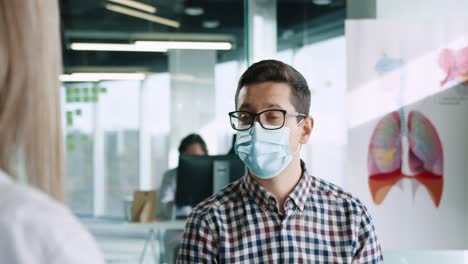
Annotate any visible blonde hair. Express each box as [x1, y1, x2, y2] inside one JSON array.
[[0, 0, 65, 201]]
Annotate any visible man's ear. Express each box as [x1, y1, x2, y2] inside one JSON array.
[[300, 116, 314, 144]]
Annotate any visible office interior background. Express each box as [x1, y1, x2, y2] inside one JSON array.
[[59, 0, 468, 263]]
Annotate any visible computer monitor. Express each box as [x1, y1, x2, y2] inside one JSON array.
[[175, 154, 245, 210]]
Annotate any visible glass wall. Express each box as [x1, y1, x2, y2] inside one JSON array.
[[100, 80, 141, 217], [64, 83, 96, 215], [64, 80, 141, 217], [275, 0, 347, 186], [60, 0, 246, 218]]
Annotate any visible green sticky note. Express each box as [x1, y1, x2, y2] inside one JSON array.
[[67, 143, 76, 152], [92, 95, 98, 102], [75, 109, 82, 116], [66, 111, 73, 126], [81, 135, 90, 143], [100, 87, 107, 93], [66, 134, 75, 144], [84, 96, 90, 102]]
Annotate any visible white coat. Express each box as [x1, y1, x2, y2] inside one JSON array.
[[0, 170, 105, 264]]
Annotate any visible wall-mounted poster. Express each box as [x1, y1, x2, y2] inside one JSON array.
[[346, 19, 468, 250]]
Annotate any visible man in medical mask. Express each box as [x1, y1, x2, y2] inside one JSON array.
[[178, 60, 383, 263]]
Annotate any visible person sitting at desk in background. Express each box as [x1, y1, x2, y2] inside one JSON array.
[[156, 133, 208, 220], [0, 1, 104, 263], [178, 60, 383, 263]]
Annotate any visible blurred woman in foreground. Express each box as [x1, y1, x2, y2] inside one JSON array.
[[0, 1, 104, 263]]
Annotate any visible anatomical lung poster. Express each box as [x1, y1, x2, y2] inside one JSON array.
[[346, 20, 468, 250]]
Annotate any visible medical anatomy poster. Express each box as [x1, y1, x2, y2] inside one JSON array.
[[346, 20, 468, 250]]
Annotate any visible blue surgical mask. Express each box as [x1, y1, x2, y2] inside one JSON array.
[[234, 122, 301, 179]]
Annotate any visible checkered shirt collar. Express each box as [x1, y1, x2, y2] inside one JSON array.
[[241, 160, 311, 211]]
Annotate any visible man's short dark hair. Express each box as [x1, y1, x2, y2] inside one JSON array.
[[235, 60, 311, 115], [178, 133, 208, 154]]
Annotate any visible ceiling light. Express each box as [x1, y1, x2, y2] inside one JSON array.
[[105, 3, 180, 28], [135, 40, 232, 50], [202, 20, 220, 29], [312, 0, 332, 5], [60, 73, 146, 82], [108, 0, 157, 13], [70, 41, 232, 52], [184, 7, 204, 16], [70, 42, 167, 52]]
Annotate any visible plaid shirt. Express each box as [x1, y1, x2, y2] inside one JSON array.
[[177, 161, 383, 263]]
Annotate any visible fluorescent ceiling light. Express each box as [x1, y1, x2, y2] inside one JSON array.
[[69, 41, 232, 52], [60, 73, 146, 82], [108, 0, 156, 13], [135, 40, 232, 50], [202, 20, 220, 29], [312, 0, 332, 5], [105, 3, 180, 28], [70, 42, 167, 52], [184, 7, 204, 16]]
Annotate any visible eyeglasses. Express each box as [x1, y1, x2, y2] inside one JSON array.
[[228, 109, 307, 131]]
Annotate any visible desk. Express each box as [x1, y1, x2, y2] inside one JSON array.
[[80, 217, 186, 264], [81, 217, 186, 237]]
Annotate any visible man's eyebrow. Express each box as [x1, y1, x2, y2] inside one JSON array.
[[239, 103, 286, 111], [264, 104, 284, 110], [238, 103, 251, 110]]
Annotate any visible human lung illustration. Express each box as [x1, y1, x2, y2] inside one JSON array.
[[368, 110, 444, 207]]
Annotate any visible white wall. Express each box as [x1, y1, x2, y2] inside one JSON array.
[[377, 0, 468, 19]]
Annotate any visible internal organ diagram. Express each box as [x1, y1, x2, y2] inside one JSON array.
[[368, 110, 444, 207], [438, 46, 468, 86]]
